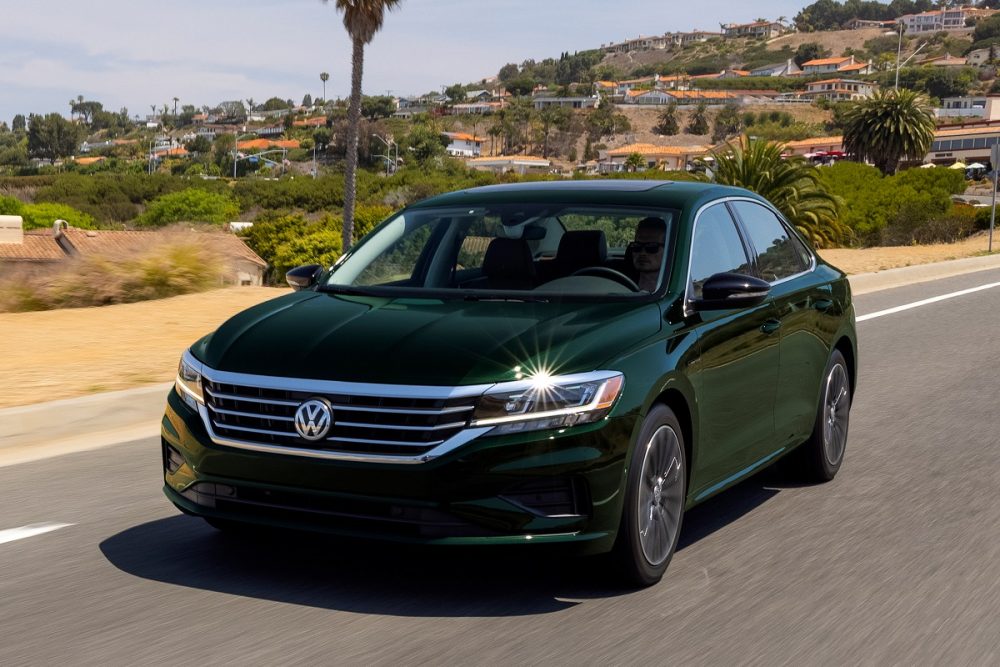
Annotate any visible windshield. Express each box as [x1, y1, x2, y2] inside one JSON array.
[[322, 203, 677, 299]]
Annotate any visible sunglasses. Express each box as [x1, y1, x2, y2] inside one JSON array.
[[628, 241, 664, 254]]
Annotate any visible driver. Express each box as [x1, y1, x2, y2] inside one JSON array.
[[630, 217, 667, 292]]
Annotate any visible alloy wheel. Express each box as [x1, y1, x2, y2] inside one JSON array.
[[637, 425, 684, 566], [823, 363, 850, 467]]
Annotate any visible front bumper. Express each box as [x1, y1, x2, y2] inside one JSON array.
[[161, 389, 636, 552]]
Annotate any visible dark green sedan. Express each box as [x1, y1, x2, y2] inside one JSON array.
[[163, 180, 856, 586]]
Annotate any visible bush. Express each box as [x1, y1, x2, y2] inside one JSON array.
[[0, 231, 226, 312], [241, 213, 343, 283], [137, 189, 239, 227], [20, 202, 95, 230], [0, 194, 24, 216], [819, 162, 967, 245]]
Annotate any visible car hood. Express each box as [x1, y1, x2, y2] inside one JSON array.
[[193, 290, 662, 386]]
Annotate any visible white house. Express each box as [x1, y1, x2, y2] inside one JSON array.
[[898, 7, 997, 33], [722, 21, 786, 39], [532, 96, 599, 110], [622, 90, 673, 105], [749, 59, 802, 77], [802, 79, 878, 101], [800, 55, 872, 75], [442, 131, 484, 157], [935, 95, 1000, 121]]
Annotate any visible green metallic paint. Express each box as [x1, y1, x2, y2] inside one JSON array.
[[163, 180, 858, 553]]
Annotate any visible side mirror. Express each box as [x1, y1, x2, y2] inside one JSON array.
[[285, 264, 323, 291], [693, 272, 770, 311]]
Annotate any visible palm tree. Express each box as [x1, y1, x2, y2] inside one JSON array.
[[706, 136, 849, 248], [172, 97, 179, 116], [246, 98, 255, 116], [842, 88, 935, 176], [325, 0, 403, 251], [320, 72, 330, 102]]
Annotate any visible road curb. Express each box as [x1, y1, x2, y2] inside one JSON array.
[[847, 252, 1000, 295], [4, 253, 1000, 457], [0, 383, 171, 452]]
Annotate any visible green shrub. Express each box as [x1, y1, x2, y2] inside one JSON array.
[[21, 202, 95, 230], [818, 162, 968, 245], [137, 189, 239, 227], [241, 213, 343, 283], [0, 194, 24, 216]]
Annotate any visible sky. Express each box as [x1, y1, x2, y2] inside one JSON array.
[[0, 0, 806, 124]]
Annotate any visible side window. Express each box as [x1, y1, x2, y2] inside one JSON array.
[[731, 201, 809, 283], [689, 204, 751, 299]]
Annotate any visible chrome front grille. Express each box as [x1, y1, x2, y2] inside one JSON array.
[[202, 379, 478, 457]]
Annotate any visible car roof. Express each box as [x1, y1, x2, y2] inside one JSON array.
[[409, 179, 758, 212]]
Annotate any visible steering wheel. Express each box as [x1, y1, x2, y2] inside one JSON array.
[[569, 266, 641, 291]]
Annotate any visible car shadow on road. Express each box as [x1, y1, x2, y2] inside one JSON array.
[[99, 470, 784, 617]]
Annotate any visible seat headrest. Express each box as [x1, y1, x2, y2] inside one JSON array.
[[555, 230, 608, 272], [482, 238, 535, 280]]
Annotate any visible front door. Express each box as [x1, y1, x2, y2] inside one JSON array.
[[687, 203, 780, 497]]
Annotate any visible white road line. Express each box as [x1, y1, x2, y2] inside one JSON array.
[[857, 281, 1000, 322], [0, 522, 73, 545]]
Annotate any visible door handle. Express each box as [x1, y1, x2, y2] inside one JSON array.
[[760, 319, 781, 335], [814, 299, 834, 312]]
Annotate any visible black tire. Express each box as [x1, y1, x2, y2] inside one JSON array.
[[790, 349, 851, 482], [612, 404, 687, 587]]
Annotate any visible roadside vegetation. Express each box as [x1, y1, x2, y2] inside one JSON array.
[[0, 228, 227, 312]]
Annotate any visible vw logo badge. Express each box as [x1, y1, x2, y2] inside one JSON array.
[[294, 398, 332, 441]]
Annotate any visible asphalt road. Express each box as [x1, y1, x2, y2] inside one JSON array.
[[4, 270, 1000, 665]]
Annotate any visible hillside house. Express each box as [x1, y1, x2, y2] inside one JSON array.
[[722, 21, 786, 40], [800, 55, 872, 75], [467, 155, 551, 174], [898, 7, 997, 33], [442, 131, 484, 157], [802, 79, 878, 101], [749, 59, 802, 77], [846, 18, 896, 30], [919, 55, 969, 68], [936, 95, 1000, 121], [603, 143, 710, 172], [783, 136, 845, 157], [533, 95, 599, 110], [451, 101, 503, 115], [464, 90, 493, 102], [623, 89, 673, 105], [967, 45, 1000, 66]]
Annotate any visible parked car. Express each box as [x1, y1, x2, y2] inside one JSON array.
[[163, 180, 857, 586]]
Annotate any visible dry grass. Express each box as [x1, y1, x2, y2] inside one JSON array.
[[0, 287, 288, 408], [0, 229, 235, 313]]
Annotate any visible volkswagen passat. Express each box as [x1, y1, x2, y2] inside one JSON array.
[[162, 180, 857, 585]]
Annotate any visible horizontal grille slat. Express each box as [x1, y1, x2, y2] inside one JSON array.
[[202, 378, 478, 458]]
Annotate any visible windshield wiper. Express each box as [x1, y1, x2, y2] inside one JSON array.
[[462, 293, 550, 303]]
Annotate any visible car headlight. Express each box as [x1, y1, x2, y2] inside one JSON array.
[[471, 371, 624, 436], [175, 351, 204, 412]]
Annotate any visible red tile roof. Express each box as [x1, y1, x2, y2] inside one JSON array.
[[0, 231, 65, 262]]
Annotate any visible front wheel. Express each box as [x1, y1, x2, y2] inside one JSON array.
[[791, 349, 851, 482], [613, 404, 687, 587]]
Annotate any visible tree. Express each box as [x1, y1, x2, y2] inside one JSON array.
[[403, 125, 447, 164], [444, 83, 466, 103], [361, 95, 397, 119], [537, 105, 570, 158], [172, 97, 179, 116], [185, 136, 213, 154], [654, 102, 680, 135], [506, 76, 536, 97], [624, 152, 645, 172], [313, 127, 332, 150], [259, 97, 291, 111], [12, 114, 26, 133], [686, 102, 709, 135], [302, 93, 313, 107], [794, 42, 830, 67], [711, 102, 743, 143], [842, 88, 935, 175], [707, 135, 848, 248], [245, 98, 255, 115], [324, 0, 403, 252], [498, 63, 520, 83], [27, 113, 83, 160], [136, 190, 240, 227], [320, 72, 330, 101]]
